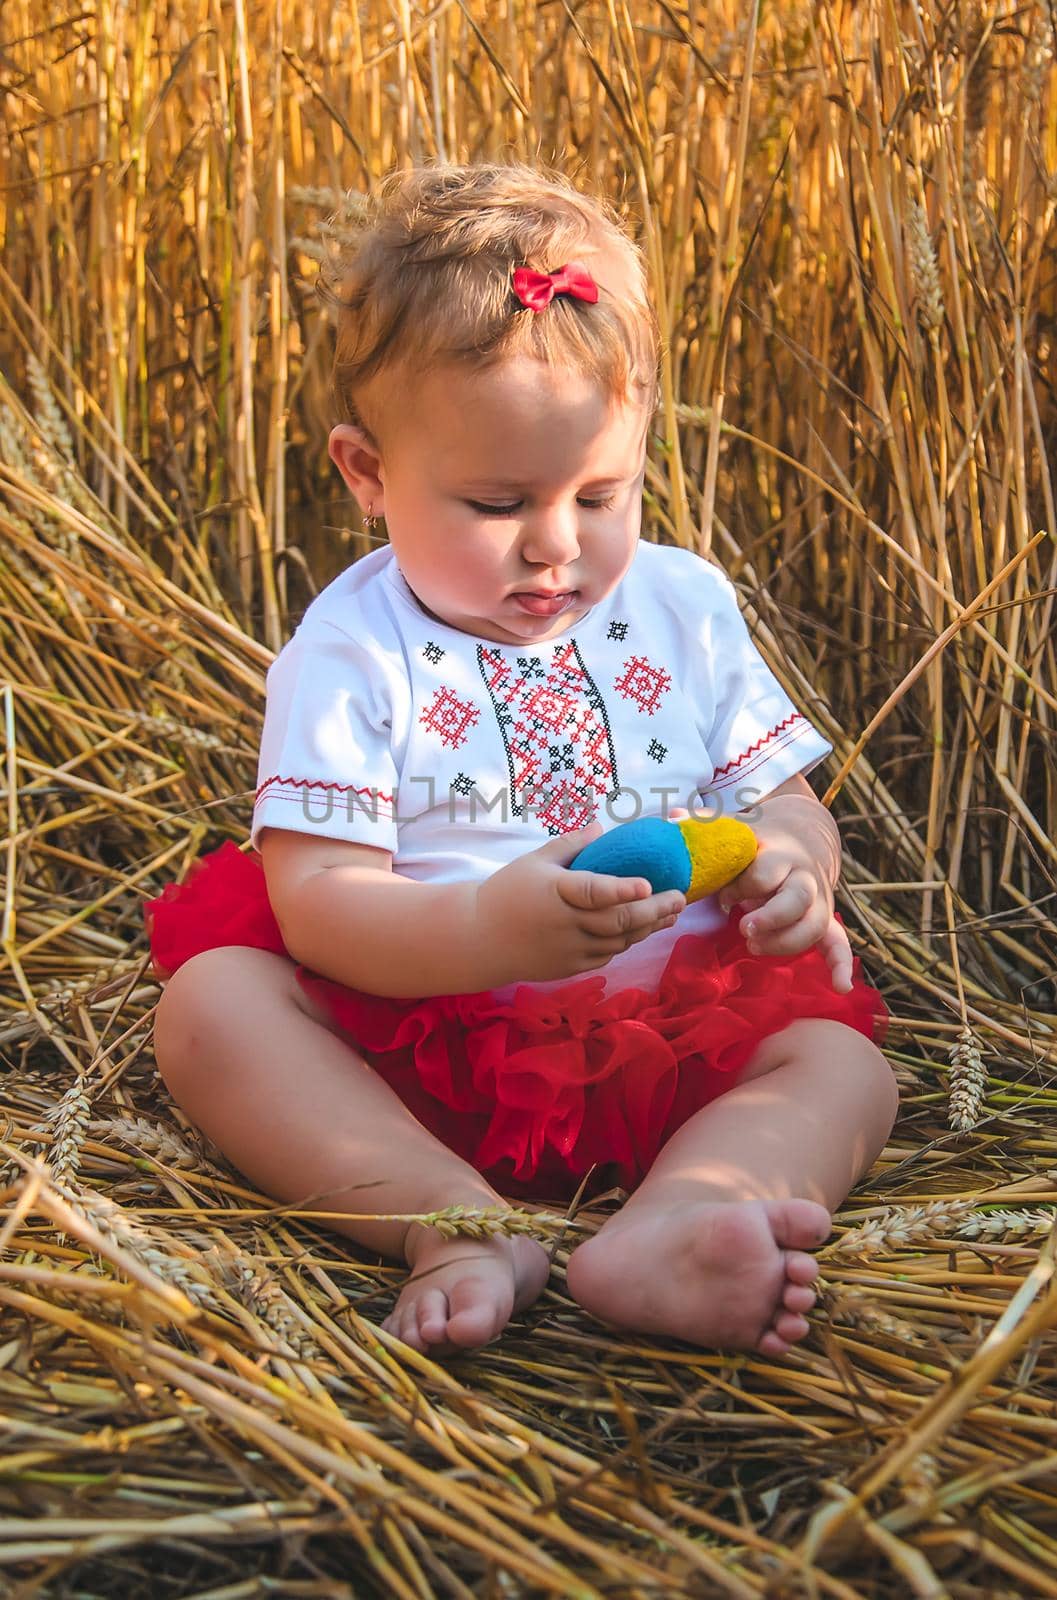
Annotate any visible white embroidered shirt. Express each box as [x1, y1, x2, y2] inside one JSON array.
[[252, 541, 831, 993]]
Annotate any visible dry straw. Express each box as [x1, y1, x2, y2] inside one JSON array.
[[1, 0, 1055, 1594]]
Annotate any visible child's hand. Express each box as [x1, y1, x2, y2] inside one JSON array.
[[716, 795, 853, 994], [475, 821, 686, 985]]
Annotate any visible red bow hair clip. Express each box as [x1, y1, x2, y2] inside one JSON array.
[[511, 261, 600, 312]]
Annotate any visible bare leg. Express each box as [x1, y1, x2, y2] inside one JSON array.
[[152, 946, 550, 1354], [565, 1019, 898, 1356]]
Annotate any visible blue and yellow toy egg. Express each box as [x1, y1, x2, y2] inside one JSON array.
[[571, 815, 757, 902]]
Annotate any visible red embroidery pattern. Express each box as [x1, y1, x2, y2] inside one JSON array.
[[708, 713, 808, 789], [256, 774, 395, 806], [419, 686, 481, 750], [534, 778, 594, 833], [477, 640, 618, 835], [614, 655, 672, 716]]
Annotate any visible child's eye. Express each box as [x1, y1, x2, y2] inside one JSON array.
[[466, 500, 522, 516], [465, 495, 616, 516]]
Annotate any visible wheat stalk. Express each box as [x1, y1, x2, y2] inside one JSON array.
[[45, 1082, 93, 1184], [397, 1203, 581, 1242], [0, 1081, 93, 1187], [826, 1287, 925, 1345], [948, 1025, 988, 1131], [899, 1452, 942, 1506], [961, 2, 1000, 281], [830, 1199, 978, 1256], [831, 1200, 1055, 1257], [1023, 2, 1054, 104], [209, 1246, 326, 1367], [905, 198, 944, 332], [953, 1208, 1055, 1242], [23, 350, 76, 463], [51, 1179, 219, 1309], [96, 1115, 203, 1171], [130, 712, 227, 752]]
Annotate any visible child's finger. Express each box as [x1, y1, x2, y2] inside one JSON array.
[[742, 908, 830, 958], [818, 918, 854, 993], [584, 909, 681, 957], [578, 889, 685, 936], [723, 894, 769, 916], [739, 870, 816, 937], [717, 871, 754, 913], [718, 853, 787, 912], [559, 869, 653, 911], [535, 821, 604, 867]]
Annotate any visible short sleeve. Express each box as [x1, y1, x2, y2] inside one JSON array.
[[251, 620, 400, 853], [696, 569, 831, 812]]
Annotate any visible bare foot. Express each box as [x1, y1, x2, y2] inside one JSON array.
[[564, 1196, 831, 1356], [381, 1227, 551, 1356]]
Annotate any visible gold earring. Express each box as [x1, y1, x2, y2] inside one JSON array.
[[362, 503, 379, 531]]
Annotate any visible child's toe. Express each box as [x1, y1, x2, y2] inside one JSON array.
[[387, 1306, 423, 1352], [784, 1250, 821, 1286], [416, 1289, 451, 1343], [771, 1310, 810, 1344], [446, 1276, 511, 1348], [757, 1329, 793, 1358], [765, 1198, 831, 1251], [782, 1282, 817, 1315]]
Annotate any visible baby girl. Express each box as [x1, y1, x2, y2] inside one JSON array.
[[146, 162, 897, 1360]]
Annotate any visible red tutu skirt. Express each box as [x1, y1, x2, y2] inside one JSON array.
[[144, 841, 888, 1202]]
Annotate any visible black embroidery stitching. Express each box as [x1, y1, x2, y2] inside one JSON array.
[[475, 639, 621, 833]]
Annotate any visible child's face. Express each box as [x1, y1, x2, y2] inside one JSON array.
[[330, 356, 650, 645]]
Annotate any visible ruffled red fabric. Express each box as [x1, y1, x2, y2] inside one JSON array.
[[144, 841, 290, 975], [144, 841, 888, 1201]]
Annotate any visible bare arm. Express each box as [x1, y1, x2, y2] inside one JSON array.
[[717, 771, 853, 993], [746, 772, 842, 887], [261, 830, 490, 998], [261, 826, 685, 1000]]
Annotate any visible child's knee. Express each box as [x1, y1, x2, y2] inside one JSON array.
[[809, 1021, 899, 1123], [838, 1031, 899, 1129], [152, 946, 288, 1087], [743, 1019, 898, 1114]]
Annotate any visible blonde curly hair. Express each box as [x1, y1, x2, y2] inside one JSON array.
[[317, 162, 660, 439]]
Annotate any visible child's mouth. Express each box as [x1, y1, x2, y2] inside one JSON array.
[[511, 590, 577, 617]]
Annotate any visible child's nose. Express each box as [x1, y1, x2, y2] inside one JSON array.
[[521, 504, 581, 568]]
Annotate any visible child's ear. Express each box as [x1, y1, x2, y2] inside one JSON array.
[[328, 424, 385, 518]]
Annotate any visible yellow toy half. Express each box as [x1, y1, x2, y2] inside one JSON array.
[[570, 814, 758, 901], [677, 816, 758, 902]]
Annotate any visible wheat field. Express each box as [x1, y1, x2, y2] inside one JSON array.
[[1, 1, 1056, 1594]]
